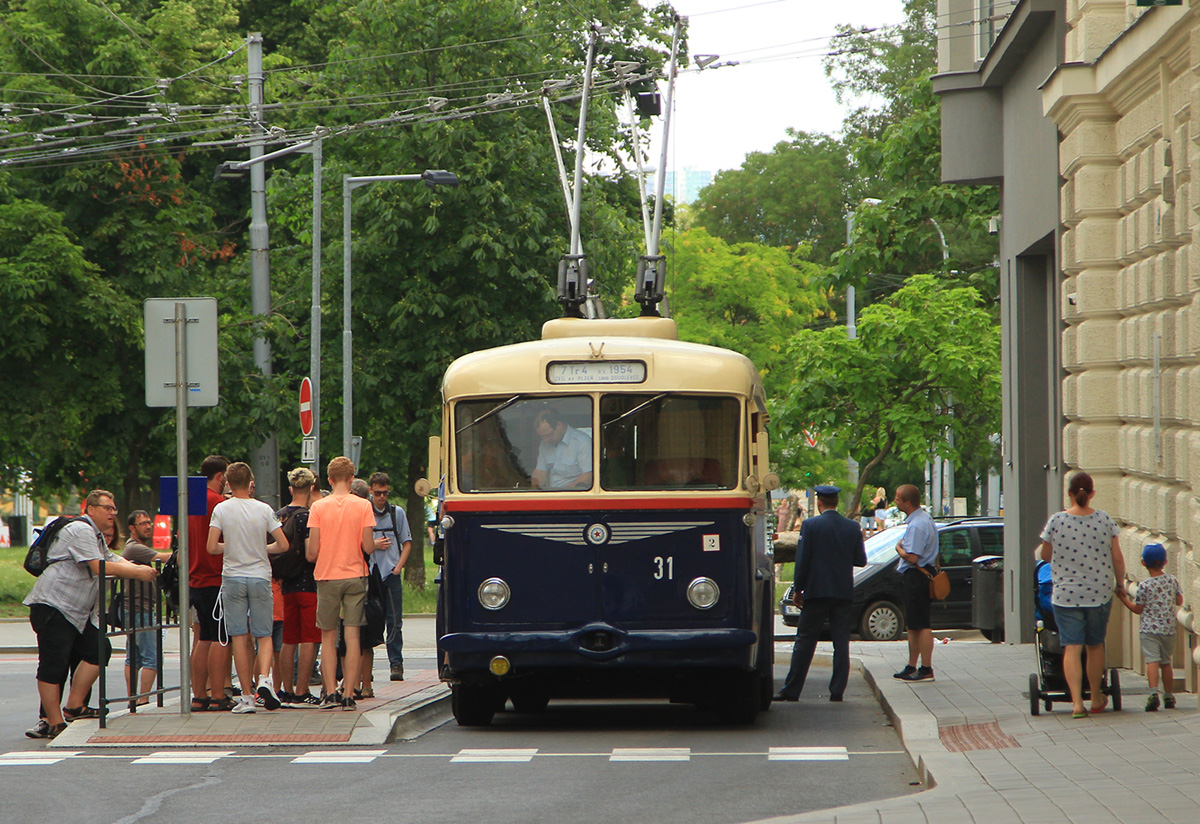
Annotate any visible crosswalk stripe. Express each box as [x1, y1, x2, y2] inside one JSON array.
[[132, 751, 233, 765], [451, 748, 538, 763], [0, 751, 80, 765], [610, 748, 691, 762], [768, 746, 849, 761], [292, 750, 387, 764]]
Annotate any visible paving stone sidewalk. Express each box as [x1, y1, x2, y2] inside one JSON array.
[[766, 639, 1200, 824]]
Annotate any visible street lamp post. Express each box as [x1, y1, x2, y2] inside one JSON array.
[[342, 170, 459, 459]]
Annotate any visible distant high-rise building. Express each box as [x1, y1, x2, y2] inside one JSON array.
[[657, 168, 713, 204]]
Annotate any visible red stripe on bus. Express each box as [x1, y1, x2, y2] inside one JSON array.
[[444, 497, 756, 513]]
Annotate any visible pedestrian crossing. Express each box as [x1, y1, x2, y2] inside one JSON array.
[[0, 745, 881, 766]]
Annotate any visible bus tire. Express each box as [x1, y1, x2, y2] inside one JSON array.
[[452, 684, 498, 727], [717, 671, 760, 725]]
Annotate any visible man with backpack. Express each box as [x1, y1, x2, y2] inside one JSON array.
[[367, 472, 412, 683], [273, 467, 322, 707], [24, 490, 158, 739]]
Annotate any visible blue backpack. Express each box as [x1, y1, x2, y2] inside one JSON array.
[[23, 516, 85, 576]]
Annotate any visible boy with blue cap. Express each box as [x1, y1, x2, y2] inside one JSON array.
[[1115, 543, 1182, 711]]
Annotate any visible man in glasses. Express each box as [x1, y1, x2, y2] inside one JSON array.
[[24, 490, 158, 738], [121, 510, 172, 707], [368, 472, 411, 682]]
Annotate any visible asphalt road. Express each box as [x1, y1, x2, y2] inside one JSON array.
[[0, 652, 918, 824]]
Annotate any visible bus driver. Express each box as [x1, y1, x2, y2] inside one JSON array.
[[532, 407, 593, 490]]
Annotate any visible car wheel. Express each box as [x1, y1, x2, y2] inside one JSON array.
[[859, 600, 904, 642]]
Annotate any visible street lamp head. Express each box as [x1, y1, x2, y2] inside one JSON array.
[[422, 169, 459, 189], [214, 161, 244, 183]]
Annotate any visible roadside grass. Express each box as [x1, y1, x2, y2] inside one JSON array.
[[0, 547, 32, 617], [0, 545, 440, 617]]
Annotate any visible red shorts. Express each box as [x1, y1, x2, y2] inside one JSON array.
[[281, 592, 320, 645]]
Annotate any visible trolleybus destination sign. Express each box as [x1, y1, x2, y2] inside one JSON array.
[[546, 360, 646, 385]]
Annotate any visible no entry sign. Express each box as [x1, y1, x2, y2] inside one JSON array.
[[299, 377, 314, 436]]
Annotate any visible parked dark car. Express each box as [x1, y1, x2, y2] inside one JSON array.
[[779, 516, 1004, 641]]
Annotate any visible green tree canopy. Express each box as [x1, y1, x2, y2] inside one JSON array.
[[773, 274, 1001, 516], [691, 130, 851, 265], [660, 227, 829, 382]]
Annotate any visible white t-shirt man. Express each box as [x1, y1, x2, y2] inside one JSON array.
[[209, 497, 281, 579]]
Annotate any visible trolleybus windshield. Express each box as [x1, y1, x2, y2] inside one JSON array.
[[452, 393, 740, 493]]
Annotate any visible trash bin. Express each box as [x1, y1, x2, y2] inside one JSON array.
[[4, 515, 28, 547], [972, 555, 1004, 642]]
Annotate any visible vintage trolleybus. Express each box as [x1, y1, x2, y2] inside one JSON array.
[[422, 315, 779, 725]]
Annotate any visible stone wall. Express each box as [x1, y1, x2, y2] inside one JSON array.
[[1052, 2, 1198, 689]]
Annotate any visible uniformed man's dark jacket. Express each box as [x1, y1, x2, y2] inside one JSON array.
[[794, 509, 868, 601]]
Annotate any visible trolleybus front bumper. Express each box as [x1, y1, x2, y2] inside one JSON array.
[[441, 621, 758, 669]]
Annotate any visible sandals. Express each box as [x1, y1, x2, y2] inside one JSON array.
[[62, 705, 100, 721], [1071, 710, 1089, 719], [190, 698, 211, 712], [207, 697, 236, 712], [1089, 696, 1109, 714]]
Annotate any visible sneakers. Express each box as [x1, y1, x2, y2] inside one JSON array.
[[341, 696, 357, 712], [232, 695, 257, 714], [893, 665, 917, 680], [318, 693, 342, 710], [390, 664, 405, 682], [898, 666, 935, 682], [1146, 693, 1161, 712], [25, 719, 50, 739], [287, 692, 322, 708], [1164, 693, 1176, 709], [256, 684, 281, 711], [277, 690, 297, 707]]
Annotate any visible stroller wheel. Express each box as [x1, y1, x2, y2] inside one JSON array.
[[1108, 668, 1121, 711], [1029, 673, 1040, 716]]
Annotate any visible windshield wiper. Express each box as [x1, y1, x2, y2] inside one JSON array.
[[456, 395, 523, 435], [602, 393, 667, 429]]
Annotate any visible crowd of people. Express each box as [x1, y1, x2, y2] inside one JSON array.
[[24, 454, 413, 737]]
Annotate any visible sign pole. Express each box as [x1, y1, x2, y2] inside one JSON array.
[[174, 302, 192, 716]]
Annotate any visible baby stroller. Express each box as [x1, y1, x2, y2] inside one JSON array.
[[1029, 560, 1121, 715]]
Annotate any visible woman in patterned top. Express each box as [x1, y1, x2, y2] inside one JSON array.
[[1038, 471, 1126, 718]]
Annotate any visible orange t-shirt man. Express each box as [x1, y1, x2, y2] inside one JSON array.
[[308, 492, 375, 581]]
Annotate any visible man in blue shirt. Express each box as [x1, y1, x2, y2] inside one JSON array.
[[775, 485, 867, 703], [892, 484, 940, 682], [368, 472, 411, 682], [532, 407, 592, 490]]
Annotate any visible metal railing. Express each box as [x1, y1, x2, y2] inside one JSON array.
[[97, 560, 181, 728]]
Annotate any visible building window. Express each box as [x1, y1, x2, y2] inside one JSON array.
[[976, 0, 999, 62]]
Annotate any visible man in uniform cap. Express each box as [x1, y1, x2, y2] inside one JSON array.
[[775, 484, 867, 702]]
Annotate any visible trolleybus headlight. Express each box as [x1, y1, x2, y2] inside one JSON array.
[[478, 578, 511, 610], [687, 577, 720, 610], [742, 512, 757, 527], [490, 656, 511, 676], [440, 515, 455, 531]]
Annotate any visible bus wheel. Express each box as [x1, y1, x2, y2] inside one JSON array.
[[717, 672, 760, 725], [452, 684, 498, 727]]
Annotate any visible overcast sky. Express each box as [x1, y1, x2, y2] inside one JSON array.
[[649, 0, 906, 174]]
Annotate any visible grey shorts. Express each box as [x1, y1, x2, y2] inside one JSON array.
[[221, 577, 275, 639], [1139, 632, 1175, 665]]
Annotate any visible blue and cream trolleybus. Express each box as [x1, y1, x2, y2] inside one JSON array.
[[420, 314, 779, 726]]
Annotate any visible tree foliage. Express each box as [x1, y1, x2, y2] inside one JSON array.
[[691, 130, 851, 265], [659, 227, 829, 382], [0, 0, 677, 549], [773, 275, 1001, 516]]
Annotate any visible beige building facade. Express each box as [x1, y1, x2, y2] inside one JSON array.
[[937, 0, 1199, 694]]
